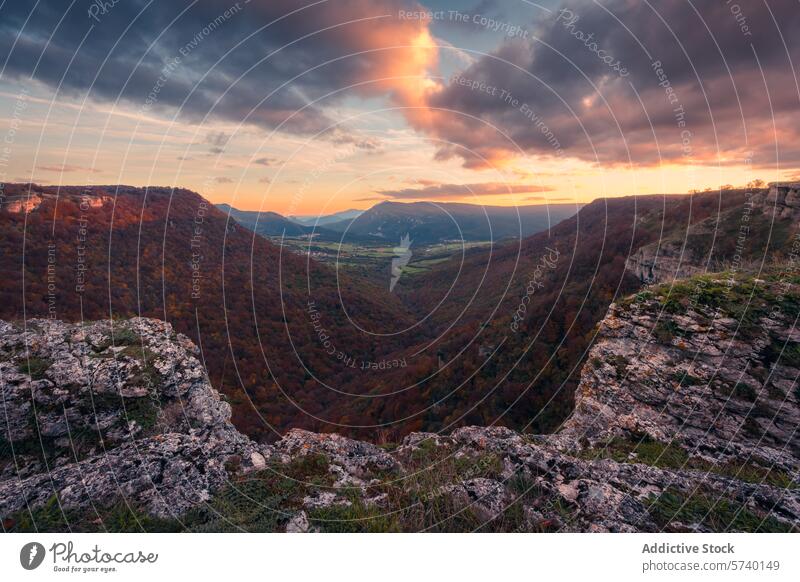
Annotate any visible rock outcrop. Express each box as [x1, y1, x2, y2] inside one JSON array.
[[268, 423, 797, 533], [764, 182, 800, 219], [625, 235, 705, 285], [560, 274, 800, 470], [626, 185, 798, 285], [1, 190, 111, 215], [2, 270, 798, 532], [0, 318, 267, 518]]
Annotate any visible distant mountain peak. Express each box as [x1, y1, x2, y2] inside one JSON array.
[[322, 199, 579, 244]]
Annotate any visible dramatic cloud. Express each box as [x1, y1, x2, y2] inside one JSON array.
[[0, 0, 436, 140], [4, 0, 798, 176], [415, 0, 800, 171], [377, 181, 552, 199]]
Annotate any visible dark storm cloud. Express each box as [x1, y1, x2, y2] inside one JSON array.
[[4, 0, 797, 173], [0, 0, 431, 137], [422, 0, 800, 169]]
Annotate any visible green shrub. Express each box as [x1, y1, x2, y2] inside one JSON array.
[[647, 489, 794, 532], [93, 327, 141, 352], [17, 357, 51, 380], [672, 371, 703, 387], [581, 435, 688, 469], [717, 382, 758, 402], [608, 355, 629, 378], [654, 321, 680, 343]]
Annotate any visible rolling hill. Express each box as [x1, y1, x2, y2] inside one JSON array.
[[216, 203, 380, 243], [290, 208, 363, 226], [1, 183, 793, 444], [377, 186, 797, 433], [0, 184, 415, 441], [323, 200, 581, 244], [216, 203, 315, 237]]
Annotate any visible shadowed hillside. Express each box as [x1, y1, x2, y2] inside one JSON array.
[[1, 184, 793, 443], [0, 184, 415, 441]]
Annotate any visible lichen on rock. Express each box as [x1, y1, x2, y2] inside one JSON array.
[[0, 318, 269, 519]]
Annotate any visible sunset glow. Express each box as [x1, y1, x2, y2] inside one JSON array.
[[1, 0, 797, 213]]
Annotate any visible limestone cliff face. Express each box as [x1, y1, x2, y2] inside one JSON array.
[[2, 284, 798, 532], [626, 184, 799, 285], [625, 232, 706, 285], [560, 276, 800, 471], [765, 182, 800, 218]]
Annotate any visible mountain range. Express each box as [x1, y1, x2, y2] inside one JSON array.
[[218, 199, 580, 245], [289, 209, 363, 226], [216, 203, 322, 237], [2, 181, 799, 532], [215, 202, 374, 242], [322, 200, 581, 244], [1, 183, 797, 442]]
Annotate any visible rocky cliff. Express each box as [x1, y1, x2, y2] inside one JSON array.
[[626, 184, 799, 285], [2, 271, 798, 532], [0, 318, 268, 519]]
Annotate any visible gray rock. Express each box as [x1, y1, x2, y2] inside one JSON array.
[[2, 306, 797, 532], [0, 318, 269, 518], [285, 511, 318, 533]]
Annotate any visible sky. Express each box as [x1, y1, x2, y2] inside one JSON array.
[[0, 0, 798, 215]]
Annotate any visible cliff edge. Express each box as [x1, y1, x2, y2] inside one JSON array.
[[1, 271, 798, 531]]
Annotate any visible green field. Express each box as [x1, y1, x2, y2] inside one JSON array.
[[270, 237, 493, 285]]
